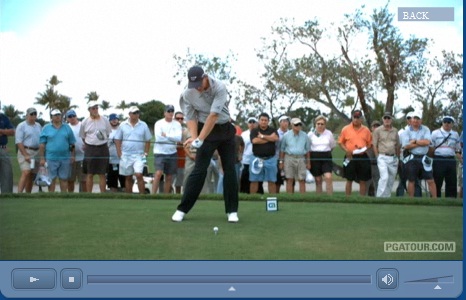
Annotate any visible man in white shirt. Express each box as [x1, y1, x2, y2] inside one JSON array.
[[431, 116, 461, 198], [152, 104, 182, 194], [115, 106, 152, 194]]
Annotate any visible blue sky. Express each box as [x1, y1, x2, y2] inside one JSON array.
[[0, 0, 463, 119]]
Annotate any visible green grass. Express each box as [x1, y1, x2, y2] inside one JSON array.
[[0, 194, 462, 260]]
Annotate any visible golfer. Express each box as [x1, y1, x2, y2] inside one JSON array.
[[172, 66, 239, 223]]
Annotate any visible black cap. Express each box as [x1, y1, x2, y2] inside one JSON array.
[[165, 105, 175, 112], [187, 66, 205, 89]]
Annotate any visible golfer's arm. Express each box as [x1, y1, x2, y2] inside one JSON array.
[[198, 113, 218, 141]]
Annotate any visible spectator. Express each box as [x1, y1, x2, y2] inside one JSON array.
[[80, 101, 112, 193], [15, 107, 41, 193], [0, 109, 14, 194], [275, 115, 290, 193], [250, 112, 279, 194], [338, 109, 372, 196], [372, 112, 400, 198], [396, 112, 422, 197], [279, 118, 310, 193], [431, 116, 461, 198], [307, 115, 336, 195], [399, 111, 436, 198], [240, 117, 264, 194], [366, 120, 381, 196], [172, 66, 239, 223], [115, 106, 152, 194], [173, 111, 188, 194], [107, 113, 125, 192], [39, 109, 76, 192], [66, 109, 86, 192], [152, 104, 182, 194]]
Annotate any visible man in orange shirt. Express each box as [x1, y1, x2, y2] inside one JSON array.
[[338, 109, 372, 196]]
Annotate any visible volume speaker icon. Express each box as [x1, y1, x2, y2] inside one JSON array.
[[382, 274, 394, 285]]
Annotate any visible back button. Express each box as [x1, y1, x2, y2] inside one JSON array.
[[12, 269, 56, 289]]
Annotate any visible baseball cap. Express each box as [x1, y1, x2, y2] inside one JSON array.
[[247, 117, 257, 123], [187, 66, 205, 89], [50, 109, 61, 116], [66, 109, 76, 117], [165, 104, 175, 112], [128, 106, 140, 113], [412, 111, 422, 119], [422, 155, 433, 172], [291, 118, 302, 125], [371, 120, 381, 127], [352, 109, 363, 118], [406, 111, 414, 119], [109, 113, 119, 121], [87, 101, 100, 109], [26, 107, 37, 115], [383, 112, 392, 119], [278, 115, 290, 123], [442, 116, 455, 123]]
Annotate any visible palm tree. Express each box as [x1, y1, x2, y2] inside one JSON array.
[[100, 100, 112, 112], [2, 104, 22, 120], [35, 75, 62, 113], [85, 91, 99, 103]]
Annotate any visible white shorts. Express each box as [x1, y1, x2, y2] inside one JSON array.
[[119, 154, 145, 176]]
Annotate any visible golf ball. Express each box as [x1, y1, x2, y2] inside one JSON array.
[[213, 226, 219, 232]]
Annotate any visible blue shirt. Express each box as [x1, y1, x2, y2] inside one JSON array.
[[40, 123, 76, 160], [0, 114, 14, 146], [280, 130, 310, 156], [400, 125, 431, 155]]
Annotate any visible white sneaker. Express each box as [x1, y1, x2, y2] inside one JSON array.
[[172, 210, 185, 222], [227, 212, 239, 223]]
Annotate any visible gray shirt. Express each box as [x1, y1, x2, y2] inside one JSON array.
[[15, 121, 42, 148], [181, 76, 231, 124]]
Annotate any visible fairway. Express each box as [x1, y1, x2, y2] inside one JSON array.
[[0, 196, 462, 261]]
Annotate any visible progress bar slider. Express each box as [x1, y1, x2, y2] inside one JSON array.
[[88, 275, 371, 284]]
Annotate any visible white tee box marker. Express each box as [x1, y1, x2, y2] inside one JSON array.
[[68, 277, 75, 283], [266, 197, 278, 211]]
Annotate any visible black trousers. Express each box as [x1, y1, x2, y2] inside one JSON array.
[[433, 156, 457, 198], [177, 122, 238, 214], [396, 162, 422, 197]]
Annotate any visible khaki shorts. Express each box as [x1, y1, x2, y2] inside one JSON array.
[[284, 154, 307, 181], [17, 149, 39, 172]]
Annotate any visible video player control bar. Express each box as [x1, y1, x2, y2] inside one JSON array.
[[88, 275, 371, 284]]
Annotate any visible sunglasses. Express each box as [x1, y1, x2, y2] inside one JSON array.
[[130, 111, 140, 114], [316, 123, 325, 126], [443, 120, 453, 124], [293, 123, 302, 126], [29, 112, 37, 116], [406, 117, 412, 120], [383, 116, 391, 120], [166, 110, 174, 113], [52, 114, 61, 117], [248, 121, 256, 124], [67, 115, 76, 118], [176, 117, 184, 121]]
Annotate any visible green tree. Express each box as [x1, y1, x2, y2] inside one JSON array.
[[138, 100, 166, 129], [100, 100, 112, 112], [85, 91, 99, 103], [35, 75, 63, 113]]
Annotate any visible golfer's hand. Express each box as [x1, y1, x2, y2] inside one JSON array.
[[191, 138, 204, 149]]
